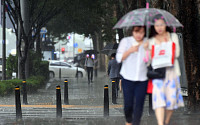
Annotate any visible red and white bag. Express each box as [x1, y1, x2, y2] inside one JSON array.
[[151, 41, 175, 69]]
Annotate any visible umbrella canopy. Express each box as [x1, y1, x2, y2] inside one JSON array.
[[84, 50, 99, 54], [101, 43, 118, 56], [103, 43, 118, 50], [113, 8, 183, 29]]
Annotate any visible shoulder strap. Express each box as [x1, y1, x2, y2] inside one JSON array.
[[151, 45, 155, 59]]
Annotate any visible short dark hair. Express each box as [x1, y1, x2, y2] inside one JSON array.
[[111, 53, 116, 58], [149, 14, 172, 37], [129, 26, 146, 36]]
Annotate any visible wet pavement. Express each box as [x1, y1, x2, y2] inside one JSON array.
[[0, 72, 199, 125]]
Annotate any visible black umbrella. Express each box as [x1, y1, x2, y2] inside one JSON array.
[[84, 50, 99, 54], [103, 43, 118, 50], [101, 43, 118, 56]]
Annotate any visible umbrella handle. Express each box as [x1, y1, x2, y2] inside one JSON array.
[[173, 27, 176, 32], [146, 2, 150, 38], [146, 2, 149, 9]]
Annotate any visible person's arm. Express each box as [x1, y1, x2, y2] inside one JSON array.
[[116, 38, 138, 63], [84, 58, 87, 67], [107, 61, 111, 76], [143, 41, 149, 50], [119, 79, 122, 92], [121, 46, 138, 61], [92, 59, 95, 67], [147, 38, 154, 61]]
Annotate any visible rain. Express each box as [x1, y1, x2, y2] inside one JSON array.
[[0, 0, 200, 125]]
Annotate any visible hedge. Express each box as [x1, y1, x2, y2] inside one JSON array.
[[0, 76, 46, 96], [6, 53, 49, 81]]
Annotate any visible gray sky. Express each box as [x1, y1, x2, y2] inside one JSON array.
[[0, 1, 14, 29]]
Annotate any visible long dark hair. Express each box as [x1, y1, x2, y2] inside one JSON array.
[[149, 14, 172, 38]]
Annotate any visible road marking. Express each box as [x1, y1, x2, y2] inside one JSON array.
[[0, 105, 123, 108]]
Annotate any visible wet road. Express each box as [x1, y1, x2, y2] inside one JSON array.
[[0, 72, 199, 125]]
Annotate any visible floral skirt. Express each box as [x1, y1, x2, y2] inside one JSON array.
[[152, 67, 184, 110]]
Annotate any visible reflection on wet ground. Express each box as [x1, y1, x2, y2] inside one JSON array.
[[0, 73, 199, 125]]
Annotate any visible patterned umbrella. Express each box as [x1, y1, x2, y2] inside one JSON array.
[[113, 4, 183, 29]]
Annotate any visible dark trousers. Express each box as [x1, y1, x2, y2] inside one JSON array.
[[122, 79, 148, 125], [87, 67, 93, 82]]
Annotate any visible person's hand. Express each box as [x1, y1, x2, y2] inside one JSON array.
[[143, 41, 149, 50], [119, 80, 122, 92], [128, 45, 139, 53]]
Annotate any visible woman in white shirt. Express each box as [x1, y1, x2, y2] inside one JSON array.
[[116, 26, 148, 125], [149, 14, 184, 125]]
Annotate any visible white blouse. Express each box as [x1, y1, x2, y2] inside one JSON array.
[[148, 33, 181, 77], [116, 36, 148, 81]]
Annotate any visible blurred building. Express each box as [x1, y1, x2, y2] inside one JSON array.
[[0, 27, 16, 58], [54, 33, 93, 62]]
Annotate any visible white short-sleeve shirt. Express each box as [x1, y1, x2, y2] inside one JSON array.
[[116, 36, 148, 81]]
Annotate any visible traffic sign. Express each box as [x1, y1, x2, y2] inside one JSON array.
[[78, 48, 82, 53], [66, 36, 71, 40], [73, 43, 78, 48]]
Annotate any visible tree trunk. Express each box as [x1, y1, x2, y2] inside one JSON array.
[[17, 18, 22, 79], [91, 34, 99, 76], [18, 56, 26, 79], [21, 0, 30, 79], [36, 34, 41, 54], [96, 31, 106, 71], [178, 0, 200, 111], [92, 34, 97, 51], [25, 50, 30, 79]]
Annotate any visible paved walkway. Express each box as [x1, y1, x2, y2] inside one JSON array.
[[0, 71, 199, 125]]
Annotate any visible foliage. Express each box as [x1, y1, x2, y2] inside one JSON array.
[[5, 0, 65, 79], [6, 52, 49, 80], [46, 0, 117, 43], [26, 76, 46, 92], [6, 54, 18, 78], [0, 76, 45, 96], [31, 60, 49, 80], [29, 51, 49, 80]]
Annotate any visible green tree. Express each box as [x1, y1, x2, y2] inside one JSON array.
[[46, 0, 117, 70], [6, 54, 18, 78], [5, 0, 65, 79]]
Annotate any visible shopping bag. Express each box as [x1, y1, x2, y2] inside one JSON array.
[[147, 79, 153, 94], [151, 41, 175, 69]]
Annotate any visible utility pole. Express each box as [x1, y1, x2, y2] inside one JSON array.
[[73, 33, 75, 58], [2, 0, 6, 80]]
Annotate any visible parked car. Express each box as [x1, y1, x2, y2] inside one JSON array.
[[48, 60, 86, 78]]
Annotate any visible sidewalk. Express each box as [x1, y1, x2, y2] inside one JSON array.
[[0, 71, 199, 125]]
